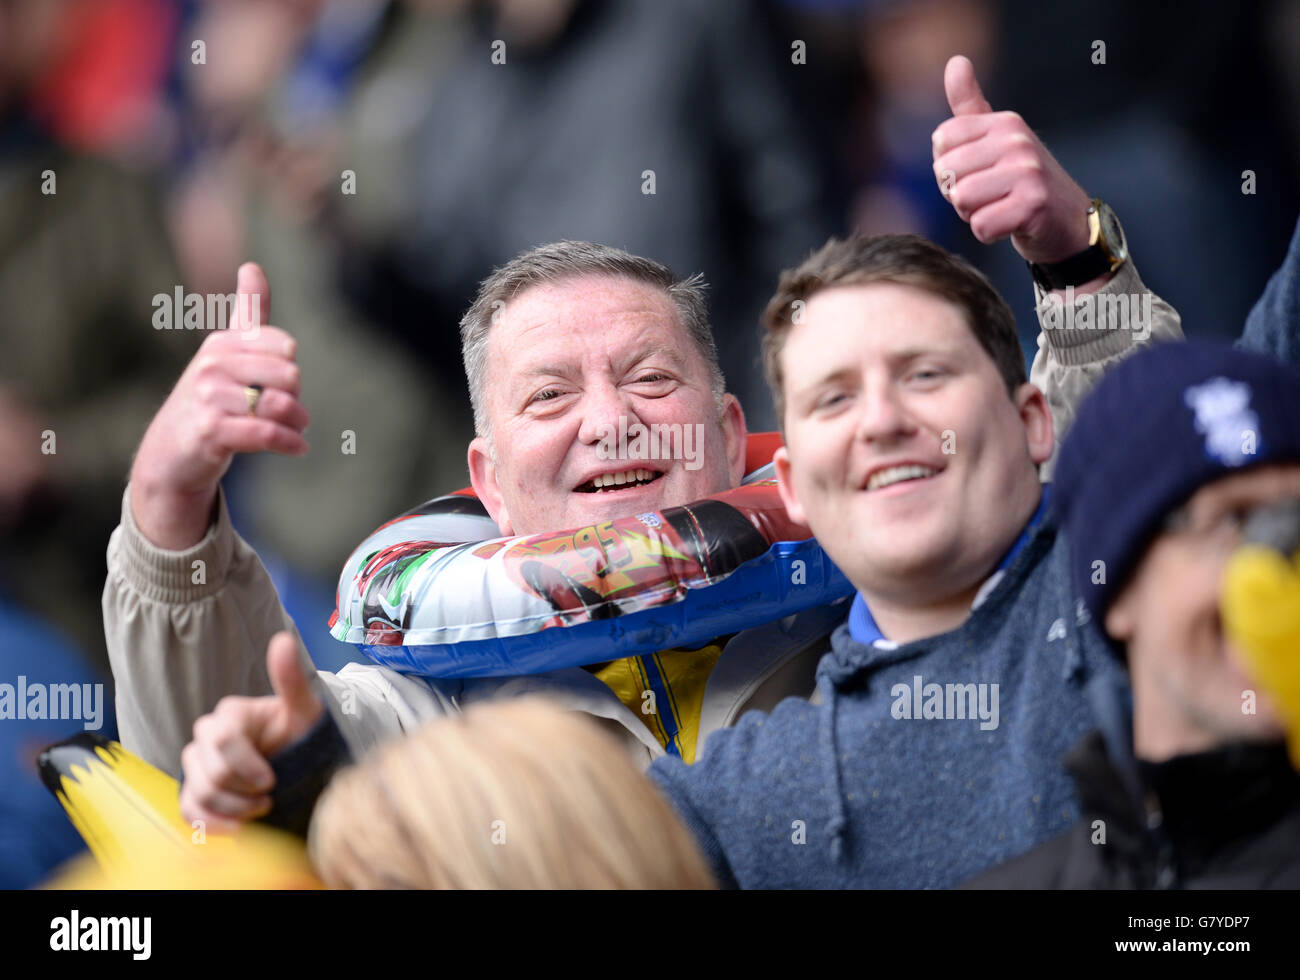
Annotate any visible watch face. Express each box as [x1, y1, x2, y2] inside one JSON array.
[[1099, 204, 1127, 263]]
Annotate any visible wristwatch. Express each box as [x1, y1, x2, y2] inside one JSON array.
[[1028, 199, 1128, 290]]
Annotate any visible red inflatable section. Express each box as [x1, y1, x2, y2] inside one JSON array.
[[744, 431, 785, 474]]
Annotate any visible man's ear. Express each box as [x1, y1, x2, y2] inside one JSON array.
[[468, 436, 513, 535], [773, 445, 808, 527], [720, 393, 748, 487], [1014, 382, 1055, 466]]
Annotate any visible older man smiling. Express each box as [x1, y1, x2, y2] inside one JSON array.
[[458, 254, 746, 537], [110, 242, 833, 833]]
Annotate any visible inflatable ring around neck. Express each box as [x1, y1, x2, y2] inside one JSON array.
[[329, 433, 852, 677]]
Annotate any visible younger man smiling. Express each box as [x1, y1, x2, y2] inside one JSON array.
[[649, 234, 1159, 888]]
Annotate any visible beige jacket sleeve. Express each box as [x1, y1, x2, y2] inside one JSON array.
[[101, 480, 658, 776], [1030, 257, 1182, 480], [102, 485, 443, 776]]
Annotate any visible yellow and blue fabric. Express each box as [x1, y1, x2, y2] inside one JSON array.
[[594, 644, 726, 763]]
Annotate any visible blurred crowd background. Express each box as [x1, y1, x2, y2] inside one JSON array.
[[3, 0, 1299, 884]]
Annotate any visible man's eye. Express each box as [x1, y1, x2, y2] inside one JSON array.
[[1190, 505, 1250, 542], [627, 372, 676, 395], [909, 368, 944, 383], [816, 392, 847, 411], [1220, 507, 1249, 534], [531, 389, 561, 403]]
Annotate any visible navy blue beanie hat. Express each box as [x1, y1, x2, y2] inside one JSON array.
[[1054, 340, 1300, 624]]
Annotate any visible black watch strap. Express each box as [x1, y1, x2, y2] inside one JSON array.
[[1028, 247, 1116, 291]]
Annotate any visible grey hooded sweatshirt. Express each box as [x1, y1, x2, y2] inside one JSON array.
[[649, 508, 1130, 888]]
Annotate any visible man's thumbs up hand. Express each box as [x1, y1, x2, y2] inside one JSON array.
[[944, 55, 992, 117], [259, 632, 326, 754], [179, 632, 325, 834], [932, 55, 1095, 269], [130, 261, 310, 551], [232, 261, 271, 336]]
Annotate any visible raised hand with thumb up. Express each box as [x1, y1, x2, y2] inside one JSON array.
[[932, 55, 1097, 271], [130, 262, 311, 551], [179, 631, 325, 834]]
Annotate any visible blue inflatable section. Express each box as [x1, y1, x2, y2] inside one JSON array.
[[358, 538, 852, 678]]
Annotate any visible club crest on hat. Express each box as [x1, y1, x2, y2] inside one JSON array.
[[1183, 377, 1260, 467]]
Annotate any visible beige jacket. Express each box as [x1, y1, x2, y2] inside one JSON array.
[[103, 259, 1180, 777]]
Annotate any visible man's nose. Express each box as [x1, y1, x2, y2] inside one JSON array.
[[576, 383, 641, 446], [854, 381, 913, 445]]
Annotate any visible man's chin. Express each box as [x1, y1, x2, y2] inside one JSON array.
[[835, 536, 958, 595]]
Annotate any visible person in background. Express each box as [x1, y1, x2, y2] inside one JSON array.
[[0, 0, 191, 669], [0, 595, 117, 888], [1239, 212, 1300, 367], [970, 341, 1300, 889]]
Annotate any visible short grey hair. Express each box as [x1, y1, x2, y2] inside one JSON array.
[[459, 241, 726, 439]]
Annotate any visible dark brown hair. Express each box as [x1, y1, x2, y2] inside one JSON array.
[[761, 234, 1025, 423]]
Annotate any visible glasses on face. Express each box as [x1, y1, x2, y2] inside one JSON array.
[[1162, 496, 1300, 557], [1161, 503, 1249, 556]]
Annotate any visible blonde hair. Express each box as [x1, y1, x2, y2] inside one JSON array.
[[308, 698, 716, 889]]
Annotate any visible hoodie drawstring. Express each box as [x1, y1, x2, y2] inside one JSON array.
[[823, 683, 848, 863]]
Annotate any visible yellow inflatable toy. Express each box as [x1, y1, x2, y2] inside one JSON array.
[[1221, 500, 1300, 770], [39, 733, 321, 889]]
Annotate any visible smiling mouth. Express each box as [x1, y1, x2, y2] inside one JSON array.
[[865, 464, 941, 492], [574, 468, 664, 493]]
